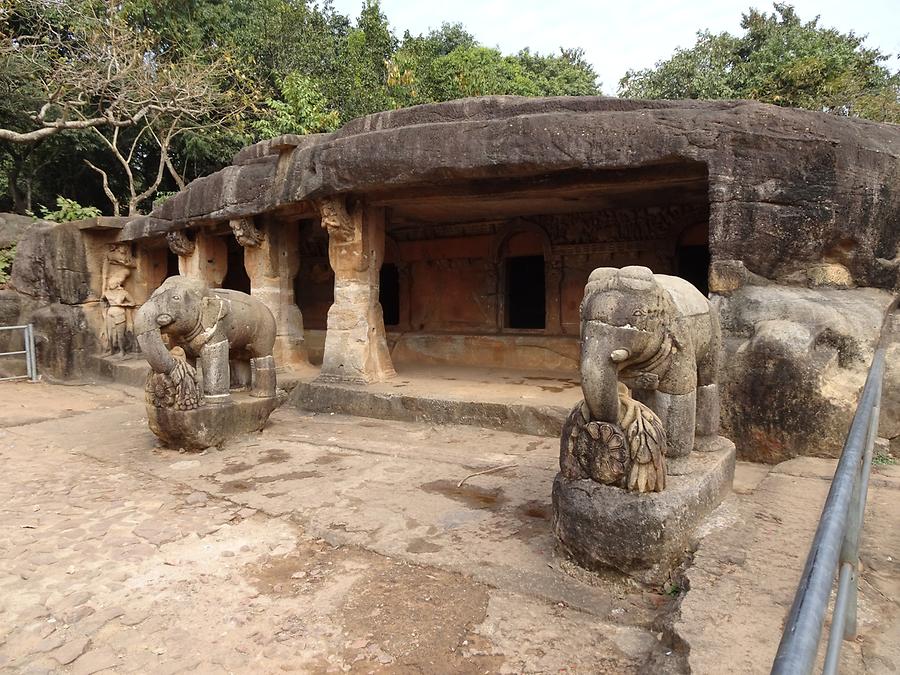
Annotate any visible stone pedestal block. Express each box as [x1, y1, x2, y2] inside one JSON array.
[[552, 436, 735, 584], [146, 393, 278, 451]]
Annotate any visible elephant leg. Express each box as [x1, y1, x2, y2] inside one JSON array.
[[642, 389, 697, 458], [695, 314, 721, 437], [201, 339, 231, 405], [250, 355, 276, 398], [696, 384, 720, 436]]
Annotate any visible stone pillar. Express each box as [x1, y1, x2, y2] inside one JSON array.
[[317, 198, 395, 384], [170, 230, 226, 287], [546, 255, 564, 334], [240, 217, 312, 371], [132, 246, 168, 304]]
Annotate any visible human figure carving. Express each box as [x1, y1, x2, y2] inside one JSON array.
[[101, 243, 136, 358]]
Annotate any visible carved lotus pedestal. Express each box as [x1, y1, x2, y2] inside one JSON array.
[[552, 436, 735, 585], [146, 393, 278, 451]]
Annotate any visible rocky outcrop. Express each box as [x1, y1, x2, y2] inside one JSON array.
[[10, 221, 93, 304], [138, 97, 900, 290], [6, 222, 103, 380], [714, 277, 894, 462], [0, 212, 39, 249]]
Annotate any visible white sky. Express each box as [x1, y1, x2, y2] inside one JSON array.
[[328, 0, 900, 95]]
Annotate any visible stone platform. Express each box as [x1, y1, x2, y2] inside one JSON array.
[[90, 358, 586, 438], [552, 436, 736, 585], [147, 393, 278, 450], [287, 365, 582, 437]]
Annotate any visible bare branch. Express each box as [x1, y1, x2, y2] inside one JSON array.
[[84, 159, 120, 216]]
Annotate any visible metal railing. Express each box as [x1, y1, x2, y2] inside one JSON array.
[[0, 324, 39, 383], [771, 339, 887, 674]]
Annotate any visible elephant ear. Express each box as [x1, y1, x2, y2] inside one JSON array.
[[200, 296, 230, 333]]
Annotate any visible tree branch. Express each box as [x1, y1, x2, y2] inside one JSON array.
[[84, 160, 120, 216]]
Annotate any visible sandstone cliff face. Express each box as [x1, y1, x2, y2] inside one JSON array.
[[5, 222, 100, 380]]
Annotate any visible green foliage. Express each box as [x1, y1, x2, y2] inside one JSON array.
[[253, 73, 341, 138], [387, 27, 600, 107], [0, 245, 14, 286], [619, 3, 900, 123], [40, 197, 102, 223], [873, 448, 897, 466]]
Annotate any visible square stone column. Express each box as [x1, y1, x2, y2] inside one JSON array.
[[238, 217, 312, 372], [317, 198, 395, 384], [169, 230, 227, 287]]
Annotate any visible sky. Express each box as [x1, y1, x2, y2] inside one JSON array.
[[328, 0, 900, 95]]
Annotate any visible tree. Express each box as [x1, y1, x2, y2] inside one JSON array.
[[1, 0, 226, 213], [0, 0, 218, 143], [253, 73, 341, 138], [387, 27, 600, 107], [1, 0, 603, 214], [619, 3, 900, 123]]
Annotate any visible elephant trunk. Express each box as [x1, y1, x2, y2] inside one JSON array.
[[134, 305, 177, 374], [580, 330, 623, 424]]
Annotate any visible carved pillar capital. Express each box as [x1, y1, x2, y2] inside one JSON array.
[[230, 217, 265, 248], [166, 230, 195, 256], [316, 197, 354, 241]]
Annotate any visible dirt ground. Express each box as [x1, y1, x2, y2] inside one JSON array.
[[0, 381, 898, 674]]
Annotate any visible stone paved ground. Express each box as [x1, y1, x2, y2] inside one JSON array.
[[1, 381, 898, 674], [0, 382, 673, 674]]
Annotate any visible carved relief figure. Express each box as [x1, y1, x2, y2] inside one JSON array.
[[166, 230, 196, 257], [101, 243, 136, 357], [230, 218, 265, 248], [134, 276, 277, 408]]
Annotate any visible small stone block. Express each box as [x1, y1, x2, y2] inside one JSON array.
[[552, 436, 735, 584]]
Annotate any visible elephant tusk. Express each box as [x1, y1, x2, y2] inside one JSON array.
[[610, 349, 631, 363]]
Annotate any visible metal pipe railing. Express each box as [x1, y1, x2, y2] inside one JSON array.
[[771, 341, 888, 674], [0, 324, 39, 383]]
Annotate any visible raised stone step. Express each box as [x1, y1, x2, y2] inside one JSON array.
[[287, 377, 571, 437]]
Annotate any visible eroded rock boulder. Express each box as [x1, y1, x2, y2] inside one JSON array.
[[715, 283, 894, 462]]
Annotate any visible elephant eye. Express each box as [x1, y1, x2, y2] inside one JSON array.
[[172, 295, 180, 301], [633, 309, 644, 317]]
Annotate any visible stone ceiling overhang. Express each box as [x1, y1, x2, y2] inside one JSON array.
[[119, 95, 900, 287]]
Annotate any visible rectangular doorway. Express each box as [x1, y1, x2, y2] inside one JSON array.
[[506, 255, 546, 329]]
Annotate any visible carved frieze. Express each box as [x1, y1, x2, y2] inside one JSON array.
[[534, 204, 708, 246]]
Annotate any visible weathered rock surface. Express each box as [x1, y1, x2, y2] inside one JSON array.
[[30, 303, 102, 380], [0, 212, 39, 249], [10, 221, 93, 304], [552, 436, 735, 584], [715, 283, 894, 462], [139, 97, 900, 290]]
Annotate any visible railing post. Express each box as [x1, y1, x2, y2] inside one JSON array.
[[845, 400, 881, 639], [27, 324, 39, 382]]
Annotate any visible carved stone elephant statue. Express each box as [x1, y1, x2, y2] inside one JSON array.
[[580, 266, 721, 457], [134, 276, 277, 405]]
